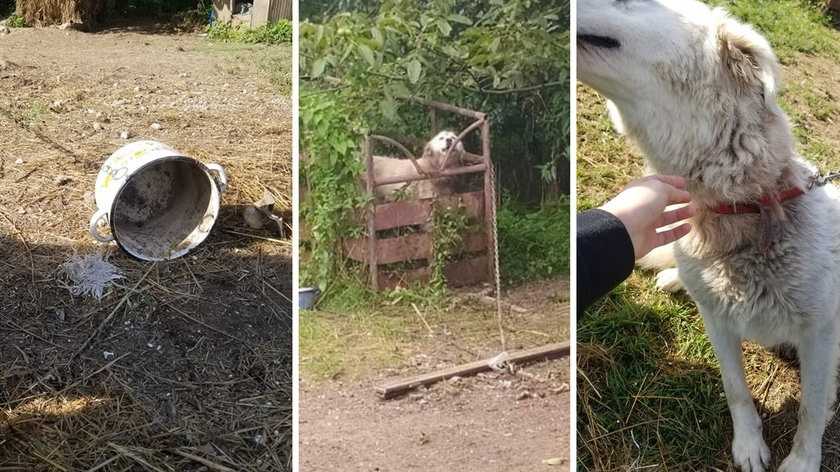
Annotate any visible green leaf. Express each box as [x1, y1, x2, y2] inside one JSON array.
[[406, 59, 422, 84], [358, 44, 376, 66], [370, 27, 384, 48], [379, 97, 398, 122], [448, 14, 472, 25], [311, 58, 327, 78], [389, 82, 411, 98], [436, 19, 452, 36]]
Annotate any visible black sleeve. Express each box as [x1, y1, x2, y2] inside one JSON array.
[[577, 209, 636, 315]]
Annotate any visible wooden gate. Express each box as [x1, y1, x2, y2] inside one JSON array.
[[344, 99, 497, 291]]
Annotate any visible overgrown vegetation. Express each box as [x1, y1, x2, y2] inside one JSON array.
[[299, 94, 368, 292], [578, 0, 840, 469], [430, 203, 471, 291], [301, 0, 570, 297], [207, 19, 293, 45], [498, 199, 570, 285]]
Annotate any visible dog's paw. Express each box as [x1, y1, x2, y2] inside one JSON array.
[[732, 434, 770, 472], [778, 449, 820, 472], [654, 268, 683, 292]]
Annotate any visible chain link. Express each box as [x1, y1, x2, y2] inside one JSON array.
[[487, 158, 506, 351], [814, 171, 840, 187]]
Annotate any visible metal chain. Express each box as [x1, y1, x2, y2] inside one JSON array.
[[487, 158, 506, 351], [814, 171, 840, 187]]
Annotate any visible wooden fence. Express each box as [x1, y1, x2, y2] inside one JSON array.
[[344, 99, 497, 291]]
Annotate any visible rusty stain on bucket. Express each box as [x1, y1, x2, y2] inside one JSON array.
[[90, 141, 227, 261]]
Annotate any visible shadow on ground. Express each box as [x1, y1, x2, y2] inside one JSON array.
[[0, 228, 292, 471]]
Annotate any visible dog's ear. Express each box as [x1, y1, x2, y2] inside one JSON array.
[[422, 141, 434, 159], [715, 9, 780, 105]]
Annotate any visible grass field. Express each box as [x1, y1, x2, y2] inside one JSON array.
[[577, 1, 840, 470]]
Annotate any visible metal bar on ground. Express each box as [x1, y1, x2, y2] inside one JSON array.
[[375, 342, 570, 399]]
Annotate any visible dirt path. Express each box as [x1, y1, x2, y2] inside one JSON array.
[[0, 26, 292, 471], [300, 279, 570, 471]]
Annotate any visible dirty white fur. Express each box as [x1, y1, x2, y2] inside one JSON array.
[[370, 130, 466, 201], [637, 243, 682, 292], [579, 1, 840, 470]]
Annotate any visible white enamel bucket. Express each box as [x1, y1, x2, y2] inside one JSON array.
[[89, 140, 227, 261]]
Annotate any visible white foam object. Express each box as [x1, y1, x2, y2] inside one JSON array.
[[63, 254, 124, 300]]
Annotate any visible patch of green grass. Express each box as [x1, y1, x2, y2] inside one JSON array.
[[300, 307, 411, 381], [24, 101, 47, 125], [708, 0, 840, 61], [498, 199, 571, 284], [778, 81, 840, 170], [578, 275, 728, 470], [207, 20, 292, 45], [5, 13, 27, 28], [575, 84, 643, 210]]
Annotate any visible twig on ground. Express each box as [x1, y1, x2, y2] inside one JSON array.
[[170, 450, 237, 472]]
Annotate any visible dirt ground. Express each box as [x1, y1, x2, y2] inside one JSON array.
[[300, 278, 570, 471], [0, 25, 292, 470]]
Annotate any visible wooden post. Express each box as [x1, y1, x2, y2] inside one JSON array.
[[430, 108, 438, 134], [365, 137, 379, 290], [482, 121, 494, 282], [828, 0, 840, 11]]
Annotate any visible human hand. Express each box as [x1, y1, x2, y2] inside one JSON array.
[[599, 175, 695, 260]]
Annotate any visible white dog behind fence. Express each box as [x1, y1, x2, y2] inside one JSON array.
[[369, 130, 467, 201], [579, 0, 840, 470]]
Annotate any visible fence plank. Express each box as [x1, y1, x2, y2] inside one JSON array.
[[345, 231, 486, 265], [374, 191, 485, 231]]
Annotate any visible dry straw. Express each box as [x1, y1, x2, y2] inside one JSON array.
[[16, 0, 106, 27]]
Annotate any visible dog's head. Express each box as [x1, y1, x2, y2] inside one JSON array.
[[577, 0, 803, 201], [578, 0, 779, 107], [423, 131, 465, 168]]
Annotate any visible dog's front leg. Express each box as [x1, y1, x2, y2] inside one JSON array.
[[779, 322, 837, 472], [703, 312, 769, 472]]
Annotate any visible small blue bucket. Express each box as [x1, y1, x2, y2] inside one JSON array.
[[299, 287, 320, 310]]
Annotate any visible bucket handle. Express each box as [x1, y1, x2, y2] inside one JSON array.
[[89, 209, 114, 243], [206, 163, 228, 193]]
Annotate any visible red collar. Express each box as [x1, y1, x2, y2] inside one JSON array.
[[711, 186, 806, 214]]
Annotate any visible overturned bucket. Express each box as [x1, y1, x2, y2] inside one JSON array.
[[89, 140, 227, 261]]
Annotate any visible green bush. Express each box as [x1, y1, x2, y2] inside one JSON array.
[[497, 200, 570, 284], [207, 20, 292, 45], [301, 0, 570, 293]]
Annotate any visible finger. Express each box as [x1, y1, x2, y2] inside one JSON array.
[[651, 174, 687, 190], [664, 185, 692, 205], [657, 204, 695, 227], [654, 222, 692, 247]]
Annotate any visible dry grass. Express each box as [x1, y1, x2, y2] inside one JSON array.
[[0, 27, 292, 471], [16, 0, 106, 27]]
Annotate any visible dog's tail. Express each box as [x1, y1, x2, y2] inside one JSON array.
[[637, 243, 677, 270]]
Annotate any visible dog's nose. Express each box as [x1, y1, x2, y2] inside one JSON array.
[[445, 138, 453, 147]]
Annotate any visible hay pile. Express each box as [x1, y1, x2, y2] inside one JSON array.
[[15, 0, 106, 27]]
